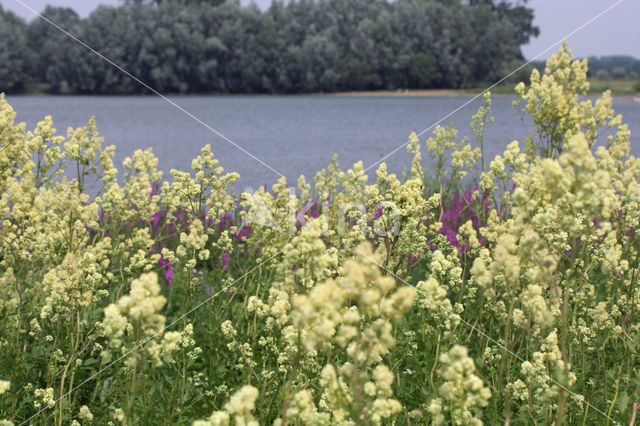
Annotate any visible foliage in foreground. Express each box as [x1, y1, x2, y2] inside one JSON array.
[[1, 43, 640, 425]]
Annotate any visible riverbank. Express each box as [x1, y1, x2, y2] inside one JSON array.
[[325, 89, 472, 97], [326, 78, 639, 99], [326, 89, 639, 105], [16, 78, 639, 98]]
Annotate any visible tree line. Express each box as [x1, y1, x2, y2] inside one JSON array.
[[531, 56, 640, 80], [584, 56, 640, 79], [0, 0, 538, 94]]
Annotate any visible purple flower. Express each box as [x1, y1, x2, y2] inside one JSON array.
[[236, 226, 252, 243], [218, 214, 234, 230], [151, 210, 167, 229], [308, 200, 319, 219], [223, 252, 230, 272], [158, 256, 174, 285], [373, 205, 384, 220], [165, 263, 174, 285]]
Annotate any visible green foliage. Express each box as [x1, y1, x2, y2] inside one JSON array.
[[587, 55, 640, 78], [8, 0, 538, 94], [408, 53, 442, 88], [0, 5, 32, 93], [4, 42, 638, 426], [26, 6, 89, 94]]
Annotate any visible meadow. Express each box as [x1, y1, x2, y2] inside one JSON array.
[[0, 43, 639, 425]]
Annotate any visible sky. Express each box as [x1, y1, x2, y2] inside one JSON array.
[[1, 0, 639, 60]]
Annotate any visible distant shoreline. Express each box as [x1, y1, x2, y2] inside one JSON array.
[[324, 90, 639, 104], [324, 89, 476, 97], [11, 88, 639, 103]]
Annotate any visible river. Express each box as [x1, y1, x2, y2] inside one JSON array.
[[5, 94, 639, 191]]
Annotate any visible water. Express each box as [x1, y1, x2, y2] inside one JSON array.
[[5, 95, 640, 192]]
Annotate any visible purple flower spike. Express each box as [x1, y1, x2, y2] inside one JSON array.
[[151, 210, 166, 229], [309, 200, 319, 219], [373, 205, 384, 220], [218, 214, 234, 230], [165, 263, 174, 285], [223, 252, 230, 271], [158, 256, 174, 285]]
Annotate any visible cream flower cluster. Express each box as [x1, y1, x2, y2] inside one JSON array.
[[164, 144, 238, 220], [193, 385, 259, 426], [0, 378, 9, 421], [428, 345, 491, 425], [276, 216, 338, 291], [291, 242, 415, 424], [0, 381, 8, 396], [2, 41, 640, 424], [508, 330, 577, 412], [147, 323, 200, 366], [99, 272, 166, 362]]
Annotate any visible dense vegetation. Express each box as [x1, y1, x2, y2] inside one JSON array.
[[584, 56, 640, 80], [532, 55, 640, 80], [0, 0, 538, 94], [0, 44, 639, 425]]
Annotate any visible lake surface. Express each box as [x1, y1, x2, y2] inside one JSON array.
[[5, 95, 640, 192]]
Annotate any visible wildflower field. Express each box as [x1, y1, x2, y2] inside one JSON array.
[[1, 44, 639, 425]]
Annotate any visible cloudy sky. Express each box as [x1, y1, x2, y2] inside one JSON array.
[[2, 0, 638, 59]]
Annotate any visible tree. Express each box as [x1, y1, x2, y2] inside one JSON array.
[[81, 5, 140, 93], [408, 52, 442, 88], [27, 6, 89, 93], [7, 0, 540, 94], [0, 6, 32, 93], [611, 66, 627, 79]]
